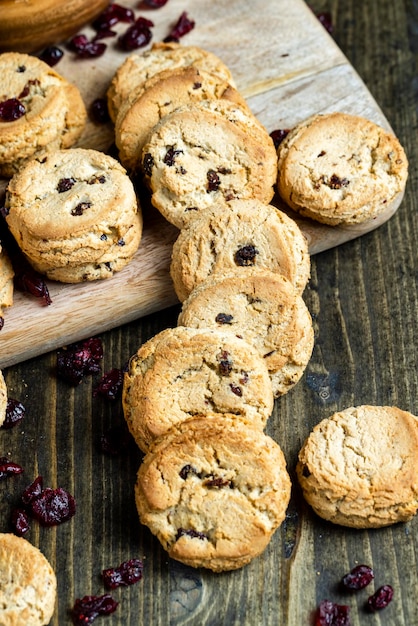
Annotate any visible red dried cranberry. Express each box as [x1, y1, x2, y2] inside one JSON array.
[[39, 46, 64, 66], [0, 457, 24, 480], [234, 245, 259, 266], [11, 507, 30, 536], [93, 368, 123, 400], [56, 338, 103, 385], [15, 269, 52, 305], [179, 464, 200, 479], [143, 152, 154, 175], [218, 350, 233, 376], [71, 201, 92, 216], [142, 0, 169, 7], [57, 177, 76, 193], [315, 599, 351, 626], [164, 146, 183, 166], [341, 564, 374, 591], [206, 169, 220, 192], [164, 11, 195, 42], [90, 98, 110, 124], [100, 425, 130, 456], [118, 17, 154, 50], [0, 98, 26, 121], [176, 528, 207, 541], [18, 79, 40, 99], [71, 594, 118, 625], [3, 398, 26, 429], [92, 3, 135, 31], [367, 585, 394, 611], [102, 558, 143, 589], [229, 383, 242, 397], [270, 128, 290, 148], [203, 476, 232, 488], [316, 11, 334, 34], [215, 313, 233, 324], [29, 486, 76, 526], [21, 475, 44, 505], [69, 34, 107, 58]]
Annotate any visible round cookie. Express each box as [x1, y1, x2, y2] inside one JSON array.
[[0, 244, 14, 324], [122, 326, 274, 452], [0, 533, 57, 625], [5, 148, 142, 283], [178, 268, 314, 397], [0, 370, 7, 427], [135, 416, 291, 571], [107, 41, 236, 123], [141, 99, 278, 228], [0, 52, 86, 178], [296, 405, 418, 528], [115, 66, 249, 172], [170, 198, 310, 302], [276, 112, 408, 225]]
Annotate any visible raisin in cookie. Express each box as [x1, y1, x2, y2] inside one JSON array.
[[276, 112, 408, 225], [107, 41, 236, 123], [178, 268, 314, 397], [115, 66, 249, 172], [0, 370, 7, 427], [296, 405, 418, 528], [142, 99, 278, 228], [5, 148, 142, 283], [0, 244, 14, 325], [135, 416, 291, 571], [170, 198, 310, 302], [0, 52, 86, 178], [0, 533, 57, 625], [122, 326, 274, 452]]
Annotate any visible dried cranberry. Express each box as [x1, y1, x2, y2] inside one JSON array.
[[68, 34, 107, 58], [56, 338, 103, 385], [71, 594, 118, 625], [315, 599, 351, 626], [176, 528, 207, 541], [18, 79, 40, 99], [164, 146, 183, 166], [328, 174, 349, 189], [234, 245, 259, 267], [29, 486, 76, 526], [90, 98, 110, 124], [206, 169, 220, 192], [102, 558, 143, 589], [15, 269, 52, 305], [92, 3, 134, 31], [215, 313, 233, 324], [11, 507, 30, 536], [203, 476, 231, 488], [71, 201, 92, 216], [270, 128, 290, 149], [164, 11, 195, 42], [143, 152, 154, 175], [21, 475, 44, 505], [179, 464, 200, 479], [142, 0, 169, 7], [118, 17, 154, 51], [367, 585, 394, 611], [341, 564, 374, 591], [0, 98, 26, 122], [0, 457, 24, 480], [100, 425, 130, 456], [2, 398, 26, 429], [39, 45, 64, 66], [93, 368, 123, 400], [229, 383, 242, 397], [218, 350, 232, 376], [57, 177, 76, 193], [316, 11, 333, 35]]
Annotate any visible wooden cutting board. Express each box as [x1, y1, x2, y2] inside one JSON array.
[[0, 0, 403, 369]]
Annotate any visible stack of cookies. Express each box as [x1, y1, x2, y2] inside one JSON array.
[[110, 42, 315, 571]]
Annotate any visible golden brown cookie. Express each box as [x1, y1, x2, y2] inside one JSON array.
[[107, 41, 236, 123], [276, 112, 408, 225], [170, 198, 310, 302], [0, 244, 14, 323], [141, 99, 278, 228], [122, 326, 274, 452], [5, 148, 142, 283], [135, 416, 291, 571], [0, 52, 86, 178], [0, 370, 7, 427], [0, 533, 57, 625], [296, 405, 418, 528], [177, 268, 314, 397]]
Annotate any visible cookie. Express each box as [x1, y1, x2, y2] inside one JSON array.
[[5, 148, 142, 283], [0, 52, 86, 178], [115, 66, 249, 172], [0, 370, 7, 427], [122, 326, 274, 452], [0, 533, 57, 625], [135, 416, 291, 571], [141, 99, 278, 228], [178, 268, 314, 397], [170, 198, 310, 302], [107, 41, 236, 123], [0, 244, 14, 322], [296, 405, 418, 528], [276, 112, 408, 225]]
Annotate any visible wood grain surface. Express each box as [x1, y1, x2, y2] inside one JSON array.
[[0, 0, 405, 368], [1, 0, 418, 625]]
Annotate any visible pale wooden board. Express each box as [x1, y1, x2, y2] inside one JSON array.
[[0, 0, 403, 368]]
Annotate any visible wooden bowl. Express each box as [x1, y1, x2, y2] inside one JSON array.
[[0, 0, 110, 53]]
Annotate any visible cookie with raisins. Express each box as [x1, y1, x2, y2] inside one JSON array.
[[178, 268, 314, 397], [0, 370, 7, 427], [5, 148, 142, 283], [0, 244, 14, 324], [276, 112, 408, 225], [122, 326, 274, 452], [0, 52, 86, 178], [170, 198, 310, 302], [107, 41, 236, 124], [135, 415, 291, 571], [297, 405, 418, 528], [0, 533, 57, 624], [141, 99, 277, 228], [115, 66, 250, 172]]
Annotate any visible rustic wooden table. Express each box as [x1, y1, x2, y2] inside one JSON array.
[[1, 0, 417, 625]]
